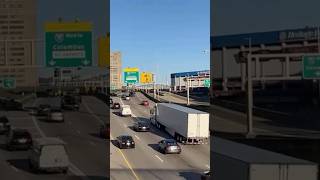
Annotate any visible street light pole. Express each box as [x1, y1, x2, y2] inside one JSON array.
[[187, 76, 190, 106], [246, 37, 254, 137]]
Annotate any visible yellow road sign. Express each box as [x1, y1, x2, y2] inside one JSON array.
[[124, 67, 139, 72], [140, 72, 153, 84], [45, 22, 92, 32], [98, 33, 110, 67]]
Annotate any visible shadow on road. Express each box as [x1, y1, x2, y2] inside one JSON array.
[[7, 159, 31, 173], [137, 117, 172, 140], [179, 171, 201, 180], [111, 140, 118, 148], [148, 144, 160, 153]]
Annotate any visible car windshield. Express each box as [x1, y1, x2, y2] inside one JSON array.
[[165, 140, 177, 145], [13, 131, 31, 138], [138, 122, 148, 126], [122, 136, 133, 141]]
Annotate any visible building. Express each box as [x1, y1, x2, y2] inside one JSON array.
[[171, 70, 210, 91], [0, 0, 38, 89], [211, 27, 320, 97], [110, 51, 122, 90]]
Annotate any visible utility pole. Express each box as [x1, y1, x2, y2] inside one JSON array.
[[187, 76, 190, 106], [246, 37, 254, 138]]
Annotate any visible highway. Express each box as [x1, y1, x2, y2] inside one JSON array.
[[110, 92, 210, 180], [0, 95, 108, 180]]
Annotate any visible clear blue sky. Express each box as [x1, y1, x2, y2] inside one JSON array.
[[111, 0, 209, 83]]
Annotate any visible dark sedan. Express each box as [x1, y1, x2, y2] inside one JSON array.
[[6, 129, 32, 150], [0, 116, 11, 134], [116, 135, 135, 149], [133, 121, 150, 132], [112, 103, 121, 109]]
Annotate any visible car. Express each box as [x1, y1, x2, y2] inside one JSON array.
[[159, 92, 165, 96], [121, 95, 127, 100], [61, 95, 80, 111], [37, 104, 51, 116], [6, 129, 32, 150], [29, 137, 69, 174], [116, 135, 135, 149], [0, 116, 11, 134], [141, 100, 149, 106], [120, 105, 132, 117], [112, 102, 121, 109], [133, 121, 150, 132], [200, 171, 211, 180], [3, 99, 23, 110], [99, 123, 110, 139], [47, 108, 64, 122], [158, 139, 181, 154]]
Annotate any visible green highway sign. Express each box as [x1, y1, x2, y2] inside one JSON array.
[[303, 55, 320, 79], [3, 78, 16, 89], [204, 79, 210, 87], [124, 71, 139, 84]]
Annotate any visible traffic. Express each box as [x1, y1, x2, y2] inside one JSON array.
[[110, 89, 210, 179]]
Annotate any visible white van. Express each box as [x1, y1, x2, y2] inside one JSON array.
[[121, 105, 132, 117], [29, 137, 69, 173]]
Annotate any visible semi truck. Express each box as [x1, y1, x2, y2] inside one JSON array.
[[212, 137, 318, 180], [150, 103, 209, 144]]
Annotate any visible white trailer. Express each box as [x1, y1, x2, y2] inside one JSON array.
[[150, 103, 209, 144], [211, 137, 318, 180]]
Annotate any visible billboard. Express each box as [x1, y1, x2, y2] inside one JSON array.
[[124, 68, 139, 84], [45, 22, 93, 67], [140, 72, 153, 84]]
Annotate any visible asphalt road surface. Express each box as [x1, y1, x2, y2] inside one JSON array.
[[0, 96, 108, 180], [110, 92, 210, 180]]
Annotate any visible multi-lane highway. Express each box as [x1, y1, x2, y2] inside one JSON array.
[[110, 92, 210, 180], [0, 95, 108, 180]]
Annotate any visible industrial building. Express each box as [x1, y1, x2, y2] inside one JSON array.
[[171, 70, 210, 91], [211, 27, 320, 97], [0, 0, 38, 88], [110, 51, 122, 90]]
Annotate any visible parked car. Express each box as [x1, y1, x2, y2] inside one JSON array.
[[112, 102, 121, 109], [116, 135, 135, 149], [141, 100, 149, 106], [0, 116, 11, 134], [158, 139, 181, 154], [120, 105, 132, 117], [6, 129, 32, 150], [47, 108, 64, 122], [133, 121, 150, 132], [29, 137, 69, 174], [99, 123, 110, 139], [200, 171, 211, 180]]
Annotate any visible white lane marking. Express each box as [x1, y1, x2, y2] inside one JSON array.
[[82, 100, 104, 125], [206, 164, 210, 169], [10, 164, 19, 172], [89, 141, 96, 146], [134, 135, 140, 141], [154, 155, 164, 163], [119, 97, 124, 105], [29, 100, 89, 180]]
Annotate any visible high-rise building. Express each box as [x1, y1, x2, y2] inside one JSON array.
[[110, 51, 122, 90], [0, 0, 37, 89]]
